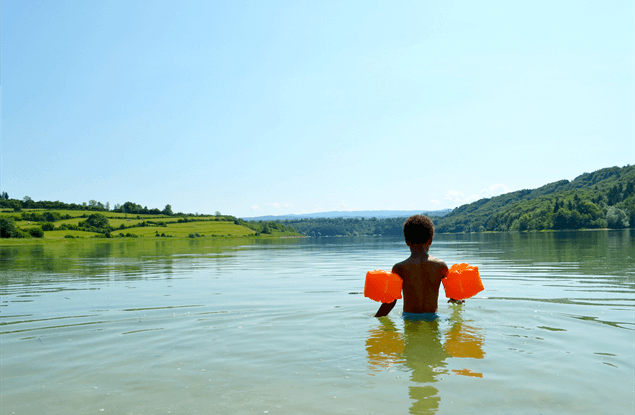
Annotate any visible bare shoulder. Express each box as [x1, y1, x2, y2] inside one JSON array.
[[428, 256, 449, 275], [428, 255, 447, 266], [392, 260, 406, 275]]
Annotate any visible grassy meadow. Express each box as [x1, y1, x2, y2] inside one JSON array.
[[0, 208, 300, 244], [112, 220, 254, 238]]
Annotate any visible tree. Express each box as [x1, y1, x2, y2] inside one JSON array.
[[607, 185, 622, 205], [22, 196, 35, 209], [553, 209, 571, 230], [518, 214, 531, 231], [0, 192, 8, 200], [163, 204, 173, 216], [0, 217, 18, 238], [84, 213, 110, 229], [44, 211, 61, 222], [606, 206, 629, 228], [122, 201, 142, 214]]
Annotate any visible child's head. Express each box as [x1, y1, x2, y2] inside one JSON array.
[[403, 215, 435, 245]]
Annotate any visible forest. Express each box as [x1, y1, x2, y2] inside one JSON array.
[[433, 165, 634, 233], [280, 216, 418, 237], [272, 165, 634, 236]]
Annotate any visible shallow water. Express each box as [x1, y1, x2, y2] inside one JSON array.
[[1, 231, 633, 414]]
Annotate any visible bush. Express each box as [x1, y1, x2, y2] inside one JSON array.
[[42, 222, 55, 231], [0, 217, 18, 238], [85, 213, 110, 229], [15, 229, 31, 238], [28, 227, 44, 238]]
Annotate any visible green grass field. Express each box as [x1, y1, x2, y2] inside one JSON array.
[[43, 230, 101, 239], [15, 217, 167, 229], [114, 221, 255, 238], [0, 208, 300, 243]]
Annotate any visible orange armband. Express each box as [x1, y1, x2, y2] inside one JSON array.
[[364, 270, 403, 303], [442, 263, 484, 300]]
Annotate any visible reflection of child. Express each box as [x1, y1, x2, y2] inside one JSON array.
[[375, 215, 451, 318]]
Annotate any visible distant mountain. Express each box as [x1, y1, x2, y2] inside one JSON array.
[[243, 209, 451, 221]]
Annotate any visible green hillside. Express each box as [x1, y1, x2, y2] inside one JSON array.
[[0, 208, 300, 242], [435, 165, 634, 233]]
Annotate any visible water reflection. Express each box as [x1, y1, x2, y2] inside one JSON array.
[[366, 318, 405, 371], [436, 229, 634, 278], [401, 319, 448, 413], [0, 239, 246, 285], [366, 305, 485, 414], [444, 305, 485, 377]]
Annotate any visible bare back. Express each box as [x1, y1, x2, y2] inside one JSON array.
[[392, 253, 448, 313]]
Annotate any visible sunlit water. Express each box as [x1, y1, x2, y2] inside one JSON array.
[[1, 231, 633, 414]]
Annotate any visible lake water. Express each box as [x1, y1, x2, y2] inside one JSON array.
[[1, 231, 634, 415]]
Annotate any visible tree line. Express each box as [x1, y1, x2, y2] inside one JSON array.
[[0, 195, 179, 216], [267, 216, 416, 237], [233, 219, 297, 235]]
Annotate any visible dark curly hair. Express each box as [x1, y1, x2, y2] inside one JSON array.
[[403, 214, 434, 244]]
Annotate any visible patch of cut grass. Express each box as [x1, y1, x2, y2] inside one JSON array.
[[44, 230, 100, 239], [119, 221, 255, 238]]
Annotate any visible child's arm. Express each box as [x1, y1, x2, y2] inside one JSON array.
[[439, 262, 464, 303], [375, 300, 397, 317], [440, 264, 465, 303], [374, 264, 403, 317]]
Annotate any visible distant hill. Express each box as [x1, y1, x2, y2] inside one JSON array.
[[265, 165, 634, 237], [243, 209, 451, 221], [434, 165, 634, 233]]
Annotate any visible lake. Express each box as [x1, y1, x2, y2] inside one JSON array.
[[1, 231, 633, 414]]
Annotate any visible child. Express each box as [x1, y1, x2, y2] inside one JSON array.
[[375, 215, 451, 319]]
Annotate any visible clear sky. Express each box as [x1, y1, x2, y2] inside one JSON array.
[[2, 0, 633, 217]]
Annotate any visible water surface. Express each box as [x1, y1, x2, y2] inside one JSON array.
[[1, 231, 633, 414]]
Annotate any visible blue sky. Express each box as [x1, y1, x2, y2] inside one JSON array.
[[2, 0, 633, 217]]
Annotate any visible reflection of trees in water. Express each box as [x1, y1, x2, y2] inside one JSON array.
[[366, 305, 485, 414], [0, 239, 239, 286], [439, 230, 632, 277]]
